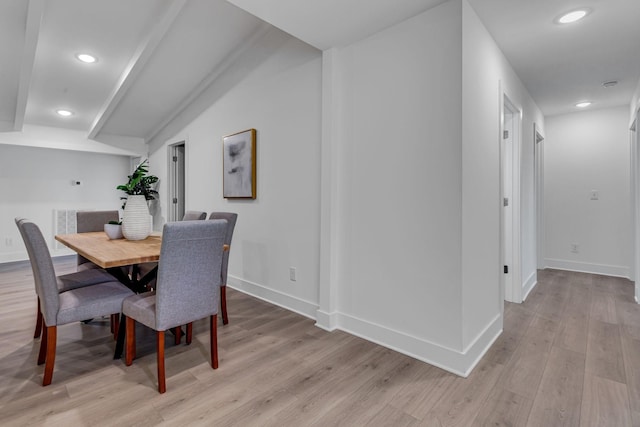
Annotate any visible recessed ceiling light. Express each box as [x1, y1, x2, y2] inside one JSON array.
[[575, 101, 592, 108], [556, 9, 590, 24], [56, 109, 74, 117], [75, 53, 97, 63]]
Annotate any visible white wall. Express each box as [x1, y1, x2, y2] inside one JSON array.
[[544, 106, 631, 277], [631, 77, 640, 125], [0, 124, 146, 157], [149, 31, 323, 317], [148, 0, 544, 377], [0, 143, 131, 262], [461, 0, 544, 355], [330, 0, 465, 364]]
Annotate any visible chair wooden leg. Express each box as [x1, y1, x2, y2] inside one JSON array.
[[125, 316, 135, 366], [112, 313, 120, 340], [157, 331, 166, 393], [210, 315, 218, 369], [110, 314, 114, 333], [34, 298, 43, 339], [37, 320, 47, 365], [186, 323, 193, 345], [221, 286, 228, 325], [42, 326, 57, 386], [174, 326, 182, 345]]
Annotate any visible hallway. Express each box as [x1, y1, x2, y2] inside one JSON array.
[[0, 258, 637, 425]]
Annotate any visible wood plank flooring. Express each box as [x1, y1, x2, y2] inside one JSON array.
[[1, 260, 639, 426]]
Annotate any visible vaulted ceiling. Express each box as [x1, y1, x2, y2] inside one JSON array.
[[1, 0, 639, 149]]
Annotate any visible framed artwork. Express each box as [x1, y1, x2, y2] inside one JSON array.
[[223, 129, 256, 199]]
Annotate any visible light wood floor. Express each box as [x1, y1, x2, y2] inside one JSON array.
[[1, 259, 639, 426]]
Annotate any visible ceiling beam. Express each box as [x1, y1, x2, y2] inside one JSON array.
[[145, 22, 273, 144], [14, 0, 44, 131], [88, 0, 187, 140]]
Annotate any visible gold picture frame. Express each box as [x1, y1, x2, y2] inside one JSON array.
[[223, 129, 256, 199]]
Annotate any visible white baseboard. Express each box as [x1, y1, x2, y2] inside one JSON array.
[[337, 312, 502, 377], [229, 276, 503, 377], [544, 258, 630, 279], [0, 251, 28, 264], [0, 247, 74, 265], [315, 309, 339, 331], [228, 275, 319, 320], [522, 271, 537, 301]]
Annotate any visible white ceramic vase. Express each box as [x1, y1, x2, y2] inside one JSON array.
[[122, 195, 151, 240], [104, 223, 123, 240]]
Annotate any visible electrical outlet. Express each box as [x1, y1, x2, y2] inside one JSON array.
[[289, 267, 297, 281], [570, 243, 579, 253]]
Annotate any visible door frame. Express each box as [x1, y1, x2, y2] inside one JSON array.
[[534, 124, 545, 271], [500, 92, 523, 303], [167, 141, 186, 222], [630, 110, 639, 301]]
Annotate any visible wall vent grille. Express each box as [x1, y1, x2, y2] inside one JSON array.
[[53, 209, 77, 249]]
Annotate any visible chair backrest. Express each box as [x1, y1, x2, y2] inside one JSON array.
[[77, 210, 120, 265], [15, 218, 60, 326], [208, 212, 237, 285], [154, 220, 227, 331], [182, 211, 207, 221], [77, 210, 120, 232]]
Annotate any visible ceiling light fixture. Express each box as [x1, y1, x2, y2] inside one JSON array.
[[575, 101, 592, 108], [75, 53, 97, 63], [602, 80, 618, 88], [556, 9, 590, 24], [56, 109, 74, 117]]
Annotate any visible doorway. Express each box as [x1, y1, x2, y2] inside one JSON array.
[[168, 142, 185, 222], [534, 125, 545, 272], [631, 113, 639, 301], [501, 95, 522, 303]]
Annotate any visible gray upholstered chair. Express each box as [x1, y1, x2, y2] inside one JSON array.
[[15, 218, 134, 386], [134, 210, 207, 297], [123, 220, 226, 393], [208, 212, 237, 324], [182, 210, 207, 221], [77, 210, 124, 336], [76, 210, 120, 270], [16, 218, 121, 340]]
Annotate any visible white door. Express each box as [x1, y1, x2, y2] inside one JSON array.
[[169, 142, 186, 222], [534, 126, 545, 270], [502, 109, 514, 301], [631, 115, 639, 301], [501, 94, 521, 303]]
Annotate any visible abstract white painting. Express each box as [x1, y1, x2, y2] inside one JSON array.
[[223, 129, 256, 198]]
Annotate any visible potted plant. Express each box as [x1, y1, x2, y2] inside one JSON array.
[[117, 159, 159, 240], [117, 159, 159, 209], [104, 220, 123, 240]]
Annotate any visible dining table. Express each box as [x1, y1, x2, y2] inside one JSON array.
[[55, 231, 162, 291], [55, 231, 163, 358], [55, 230, 228, 359]]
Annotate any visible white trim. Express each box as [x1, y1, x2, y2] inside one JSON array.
[[315, 310, 338, 331], [522, 271, 537, 301], [337, 312, 502, 377], [228, 275, 502, 377], [229, 273, 503, 377], [0, 251, 31, 264], [228, 275, 318, 320], [544, 258, 630, 279], [501, 93, 523, 303]]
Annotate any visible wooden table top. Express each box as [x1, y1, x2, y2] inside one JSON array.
[[55, 232, 162, 268]]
